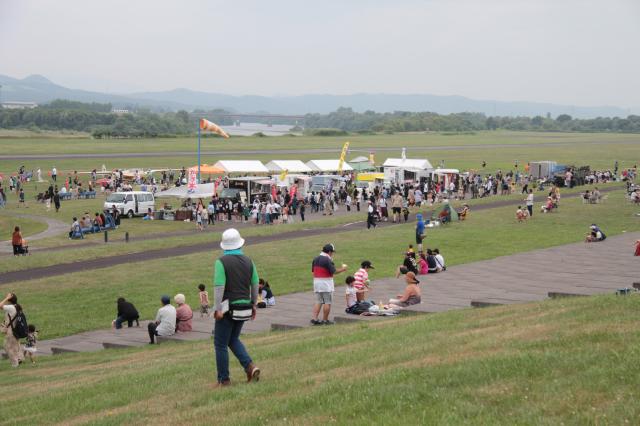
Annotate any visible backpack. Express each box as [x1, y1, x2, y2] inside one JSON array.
[[8, 311, 28, 339], [346, 301, 372, 315]]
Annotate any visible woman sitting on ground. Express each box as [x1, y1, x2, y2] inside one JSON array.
[[396, 251, 418, 277], [585, 224, 606, 243], [417, 252, 429, 275], [426, 249, 439, 274], [388, 268, 422, 309], [259, 279, 275, 307], [174, 294, 193, 332]]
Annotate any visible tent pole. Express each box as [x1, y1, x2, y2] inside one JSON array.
[[197, 122, 201, 183]]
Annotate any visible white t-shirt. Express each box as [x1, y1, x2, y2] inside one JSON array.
[[155, 305, 176, 336], [526, 194, 534, 206], [345, 286, 358, 308], [435, 254, 445, 269]]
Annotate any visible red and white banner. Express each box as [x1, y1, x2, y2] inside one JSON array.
[[188, 168, 198, 190]]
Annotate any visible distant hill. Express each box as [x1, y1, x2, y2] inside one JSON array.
[[0, 73, 635, 118]]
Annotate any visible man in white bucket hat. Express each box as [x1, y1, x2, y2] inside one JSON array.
[[212, 228, 260, 387]]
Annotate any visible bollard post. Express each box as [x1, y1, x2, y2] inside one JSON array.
[[125, 232, 129, 243], [104, 230, 108, 243]]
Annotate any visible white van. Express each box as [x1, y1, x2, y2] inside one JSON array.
[[104, 191, 155, 218]]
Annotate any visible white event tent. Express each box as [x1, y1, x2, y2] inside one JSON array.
[[265, 160, 312, 173], [213, 160, 269, 174], [305, 159, 354, 172], [155, 183, 216, 199], [382, 158, 433, 171], [383, 158, 433, 183]]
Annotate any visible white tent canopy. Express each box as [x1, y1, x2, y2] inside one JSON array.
[[213, 160, 269, 174], [305, 159, 354, 172], [265, 160, 312, 173], [382, 158, 433, 171], [155, 183, 216, 199]]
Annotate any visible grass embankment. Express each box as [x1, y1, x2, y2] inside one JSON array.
[[5, 190, 638, 339], [1, 294, 639, 425]]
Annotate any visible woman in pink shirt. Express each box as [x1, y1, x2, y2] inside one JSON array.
[[174, 294, 193, 332]]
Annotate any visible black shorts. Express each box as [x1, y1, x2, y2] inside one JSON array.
[[392, 207, 401, 214], [416, 233, 424, 244]]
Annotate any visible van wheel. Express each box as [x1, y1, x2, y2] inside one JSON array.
[[127, 210, 134, 218]]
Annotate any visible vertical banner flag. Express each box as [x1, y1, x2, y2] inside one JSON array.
[[199, 119, 230, 138], [279, 169, 288, 182], [187, 168, 198, 191], [337, 141, 350, 173], [369, 151, 375, 166], [401, 147, 407, 161], [290, 184, 297, 204]]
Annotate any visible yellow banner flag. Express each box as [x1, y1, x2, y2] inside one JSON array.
[[199, 118, 230, 138], [279, 169, 288, 181], [337, 141, 350, 173], [369, 152, 375, 166]]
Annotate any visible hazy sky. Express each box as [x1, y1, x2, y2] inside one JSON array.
[[1, 0, 639, 107]]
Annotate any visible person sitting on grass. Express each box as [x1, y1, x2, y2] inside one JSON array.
[[516, 205, 528, 222], [417, 252, 429, 275], [148, 295, 176, 344], [113, 297, 140, 329], [396, 251, 418, 277], [585, 224, 607, 243], [259, 279, 275, 307], [540, 197, 555, 213], [174, 294, 193, 332], [345, 276, 368, 311], [426, 249, 439, 274], [434, 248, 446, 272], [387, 268, 422, 309]]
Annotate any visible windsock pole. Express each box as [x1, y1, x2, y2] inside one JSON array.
[[197, 120, 201, 183]]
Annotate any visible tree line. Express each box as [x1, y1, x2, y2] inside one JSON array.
[[2, 100, 639, 137], [304, 107, 640, 133]]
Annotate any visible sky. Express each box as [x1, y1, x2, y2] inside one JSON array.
[[1, 0, 639, 107]]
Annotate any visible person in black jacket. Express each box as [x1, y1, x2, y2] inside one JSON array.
[[113, 297, 139, 329]]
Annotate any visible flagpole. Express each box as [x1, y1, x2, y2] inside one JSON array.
[[197, 120, 201, 183]]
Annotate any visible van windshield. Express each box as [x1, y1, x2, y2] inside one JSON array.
[[106, 194, 126, 203]]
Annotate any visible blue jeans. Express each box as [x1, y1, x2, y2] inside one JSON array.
[[213, 315, 252, 383], [115, 316, 139, 329]]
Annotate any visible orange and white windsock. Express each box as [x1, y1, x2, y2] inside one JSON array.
[[199, 118, 230, 138]]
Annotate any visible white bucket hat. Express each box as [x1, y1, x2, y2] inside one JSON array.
[[220, 228, 245, 250]]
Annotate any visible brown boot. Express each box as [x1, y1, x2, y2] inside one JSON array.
[[246, 363, 260, 383], [211, 379, 231, 389]]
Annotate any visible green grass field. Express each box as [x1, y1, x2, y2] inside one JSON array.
[[1, 131, 638, 177], [5, 190, 637, 340], [0, 131, 639, 424], [1, 294, 638, 425]]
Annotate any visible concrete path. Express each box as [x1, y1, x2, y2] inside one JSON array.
[[17, 231, 638, 357], [0, 213, 68, 254]]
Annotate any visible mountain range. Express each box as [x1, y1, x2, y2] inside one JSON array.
[[0, 74, 635, 118]]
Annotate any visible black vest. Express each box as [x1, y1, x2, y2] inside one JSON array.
[[220, 254, 253, 304]]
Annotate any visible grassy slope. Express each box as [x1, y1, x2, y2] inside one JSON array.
[[0, 294, 638, 425], [6, 190, 638, 340]]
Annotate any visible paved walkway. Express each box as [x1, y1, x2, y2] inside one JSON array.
[[0, 213, 68, 254], [16, 231, 638, 357]]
